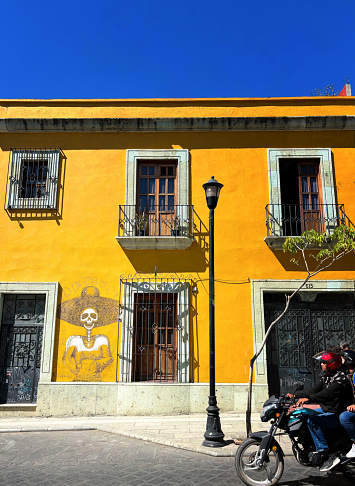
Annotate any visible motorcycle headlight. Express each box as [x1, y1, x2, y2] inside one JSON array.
[[260, 403, 278, 422]]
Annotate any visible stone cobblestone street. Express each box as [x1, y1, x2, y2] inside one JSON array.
[[0, 430, 354, 486]]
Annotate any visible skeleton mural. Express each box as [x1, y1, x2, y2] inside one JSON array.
[[59, 286, 119, 381]]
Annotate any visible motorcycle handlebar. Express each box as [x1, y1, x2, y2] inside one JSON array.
[[279, 394, 298, 406]]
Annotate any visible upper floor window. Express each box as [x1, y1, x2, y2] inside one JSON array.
[[138, 162, 177, 211], [137, 161, 178, 236], [6, 149, 60, 210], [266, 149, 337, 239], [116, 149, 193, 249]]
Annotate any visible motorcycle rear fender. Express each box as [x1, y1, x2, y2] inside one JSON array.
[[249, 431, 285, 457]]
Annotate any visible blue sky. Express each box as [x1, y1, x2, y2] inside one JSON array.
[[1, 0, 354, 99]]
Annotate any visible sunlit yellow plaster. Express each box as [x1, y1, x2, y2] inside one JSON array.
[[0, 98, 355, 386]]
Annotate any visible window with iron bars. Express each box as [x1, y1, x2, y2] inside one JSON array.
[[119, 276, 193, 383], [6, 149, 60, 210]]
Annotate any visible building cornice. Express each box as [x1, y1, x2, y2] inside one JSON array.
[[1, 116, 355, 132]]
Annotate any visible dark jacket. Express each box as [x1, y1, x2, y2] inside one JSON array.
[[295, 369, 354, 414]]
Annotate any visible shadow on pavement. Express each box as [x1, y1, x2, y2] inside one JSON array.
[[279, 470, 353, 486]]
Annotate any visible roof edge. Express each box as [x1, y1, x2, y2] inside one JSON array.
[[1, 116, 354, 133]]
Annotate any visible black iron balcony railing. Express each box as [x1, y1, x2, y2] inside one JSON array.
[[118, 205, 194, 238], [266, 204, 354, 237]]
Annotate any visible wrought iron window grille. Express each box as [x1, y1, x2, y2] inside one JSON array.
[[0, 294, 45, 404], [118, 274, 194, 383], [264, 293, 355, 396], [5, 149, 61, 210]]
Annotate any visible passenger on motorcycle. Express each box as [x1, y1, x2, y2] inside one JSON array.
[[340, 341, 350, 352], [294, 351, 354, 472], [339, 349, 355, 458]]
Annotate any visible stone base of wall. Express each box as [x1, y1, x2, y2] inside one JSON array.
[[27, 382, 267, 417], [0, 405, 37, 417]]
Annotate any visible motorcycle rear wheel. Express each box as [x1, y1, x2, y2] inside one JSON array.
[[235, 438, 284, 486]]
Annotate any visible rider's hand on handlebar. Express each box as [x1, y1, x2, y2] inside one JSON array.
[[286, 393, 294, 398], [296, 397, 309, 407]]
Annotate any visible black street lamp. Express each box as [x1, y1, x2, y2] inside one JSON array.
[[202, 176, 225, 447]]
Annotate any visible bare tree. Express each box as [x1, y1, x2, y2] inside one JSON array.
[[246, 226, 355, 435]]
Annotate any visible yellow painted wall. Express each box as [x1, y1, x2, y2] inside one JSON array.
[[1, 96, 355, 118], [1, 98, 355, 385]]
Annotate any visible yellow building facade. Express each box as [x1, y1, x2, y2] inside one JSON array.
[[1, 97, 355, 416]]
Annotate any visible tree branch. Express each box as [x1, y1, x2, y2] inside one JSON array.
[[245, 227, 355, 436]]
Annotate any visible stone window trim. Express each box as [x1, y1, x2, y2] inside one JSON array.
[[251, 279, 355, 386], [0, 282, 58, 385], [6, 149, 60, 210], [125, 149, 190, 208], [119, 279, 191, 384], [117, 149, 191, 249], [267, 148, 336, 236]]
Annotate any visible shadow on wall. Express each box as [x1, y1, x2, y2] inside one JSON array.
[[1, 130, 354, 151], [4, 151, 67, 226], [122, 240, 207, 273], [122, 211, 209, 273], [271, 247, 355, 272], [191, 285, 201, 383], [51, 285, 64, 381]]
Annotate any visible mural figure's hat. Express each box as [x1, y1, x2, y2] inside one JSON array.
[[58, 286, 119, 327]]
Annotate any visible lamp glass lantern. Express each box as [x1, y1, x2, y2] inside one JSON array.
[[202, 176, 224, 210]]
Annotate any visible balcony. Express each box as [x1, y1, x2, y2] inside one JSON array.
[[265, 204, 354, 249], [116, 205, 194, 250]]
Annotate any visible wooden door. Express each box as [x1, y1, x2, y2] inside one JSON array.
[[298, 163, 323, 232], [133, 293, 177, 382], [137, 162, 177, 236]]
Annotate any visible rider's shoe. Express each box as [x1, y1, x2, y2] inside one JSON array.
[[319, 454, 341, 472], [346, 443, 355, 458]]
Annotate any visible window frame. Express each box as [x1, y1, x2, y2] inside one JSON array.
[[137, 161, 177, 213], [6, 149, 60, 210], [132, 292, 178, 382], [0, 282, 58, 385], [298, 162, 322, 211], [267, 148, 336, 237], [119, 277, 192, 384], [126, 149, 189, 209]]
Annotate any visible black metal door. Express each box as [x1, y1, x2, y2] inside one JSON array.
[[264, 293, 355, 397], [0, 294, 45, 404]]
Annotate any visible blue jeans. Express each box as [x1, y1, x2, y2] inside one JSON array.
[[307, 410, 341, 452], [339, 411, 355, 441]]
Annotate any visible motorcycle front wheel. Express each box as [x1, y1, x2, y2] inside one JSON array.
[[235, 438, 284, 486]]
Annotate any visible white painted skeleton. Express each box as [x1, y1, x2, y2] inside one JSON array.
[[80, 308, 98, 345]]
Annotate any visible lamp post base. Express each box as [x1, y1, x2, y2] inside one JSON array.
[[202, 396, 225, 447]]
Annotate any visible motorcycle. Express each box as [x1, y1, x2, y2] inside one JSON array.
[[235, 394, 355, 485]]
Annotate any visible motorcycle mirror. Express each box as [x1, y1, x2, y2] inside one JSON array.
[[289, 383, 304, 395]]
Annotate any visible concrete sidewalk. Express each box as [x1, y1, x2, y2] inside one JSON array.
[[0, 412, 293, 457]]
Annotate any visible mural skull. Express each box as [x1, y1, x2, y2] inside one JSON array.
[[59, 287, 118, 382], [80, 308, 98, 330]]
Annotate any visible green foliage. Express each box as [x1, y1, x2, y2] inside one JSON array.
[[332, 225, 355, 253], [283, 230, 326, 255], [282, 225, 355, 265]]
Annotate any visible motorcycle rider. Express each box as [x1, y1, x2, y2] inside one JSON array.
[[294, 351, 354, 472], [339, 349, 355, 458]]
